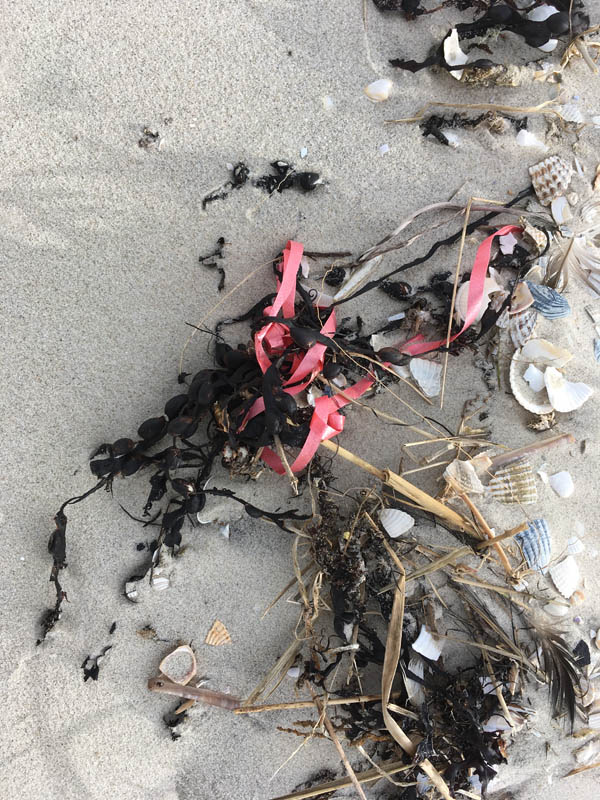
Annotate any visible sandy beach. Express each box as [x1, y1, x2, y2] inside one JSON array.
[[2, 2, 600, 798]]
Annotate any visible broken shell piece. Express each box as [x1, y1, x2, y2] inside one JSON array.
[[409, 358, 442, 398], [529, 155, 573, 206], [520, 217, 548, 253], [205, 620, 232, 646], [412, 626, 443, 661], [455, 276, 501, 323], [443, 459, 485, 494], [499, 232, 518, 255], [509, 282, 534, 314], [443, 29, 468, 80], [379, 508, 415, 538], [594, 339, 600, 363], [544, 367, 593, 412], [404, 656, 425, 707], [574, 739, 600, 765], [525, 283, 571, 319], [559, 104, 585, 124], [520, 338, 573, 368], [364, 78, 393, 102], [549, 555, 580, 598], [488, 459, 538, 504], [515, 518, 551, 573], [587, 699, 600, 729], [151, 574, 170, 591], [567, 535, 585, 555], [159, 645, 197, 686], [551, 195, 572, 225], [516, 130, 547, 151], [509, 308, 537, 348], [569, 589, 585, 607], [524, 364, 545, 392], [548, 470, 574, 498], [544, 601, 570, 617], [510, 350, 553, 414]]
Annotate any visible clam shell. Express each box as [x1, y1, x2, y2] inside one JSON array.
[[515, 518, 551, 572], [509, 282, 534, 314], [567, 535, 585, 555], [549, 555, 580, 598], [205, 619, 232, 646], [520, 338, 573, 368], [509, 350, 553, 414], [443, 459, 485, 494], [412, 626, 443, 661], [544, 366, 593, 412], [529, 155, 573, 206], [488, 459, 538, 504], [379, 508, 415, 539], [159, 644, 197, 685], [548, 470, 574, 498], [443, 28, 468, 80], [409, 358, 442, 398], [525, 282, 571, 319], [364, 78, 393, 102], [544, 601, 570, 617], [509, 308, 538, 347]]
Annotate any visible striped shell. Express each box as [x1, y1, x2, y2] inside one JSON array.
[[509, 308, 538, 348], [529, 155, 573, 206], [549, 555, 580, 598], [515, 518, 551, 573], [443, 459, 485, 494], [519, 217, 548, 253], [205, 619, 232, 646], [380, 508, 415, 538], [544, 367, 593, 412], [525, 282, 571, 319], [488, 459, 538, 504]]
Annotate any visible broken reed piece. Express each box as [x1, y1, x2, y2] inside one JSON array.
[[147, 676, 240, 710], [319, 439, 478, 536], [234, 692, 417, 719]]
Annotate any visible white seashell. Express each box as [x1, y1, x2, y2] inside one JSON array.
[[443, 459, 485, 494], [455, 276, 501, 323], [409, 358, 442, 398], [509, 282, 535, 314], [548, 470, 574, 498], [549, 555, 580, 598], [520, 338, 572, 368], [575, 739, 600, 765], [479, 676, 496, 696], [544, 366, 593, 412], [379, 143, 390, 156], [551, 195, 572, 225], [559, 104, 585, 124], [516, 518, 551, 573], [364, 78, 393, 102], [482, 713, 515, 733], [529, 155, 573, 206], [594, 339, 600, 363], [334, 255, 382, 302], [499, 232, 518, 254], [287, 666, 300, 679], [523, 364, 545, 392], [443, 29, 468, 80], [510, 350, 553, 414], [520, 217, 548, 253], [527, 4, 559, 22], [567, 535, 585, 555], [516, 130, 548, 151], [125, 581, 139, 601], [439, 129, 460, 148], [300, 147, 308, 159], [538, 39, 558, 53], [404, 656, 425, 707], [509, 308, 537, 347], [159, 645, 197, 685], [489, 459, 538, 504], [379, 508, 415, 538], [412, 626, 443, 661], [544, 601, 570, 617], [151, 574, 170, 591], [323, 96, 334, 110]]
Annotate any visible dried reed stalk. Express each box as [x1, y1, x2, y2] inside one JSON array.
[[270, 760, 412, 799]]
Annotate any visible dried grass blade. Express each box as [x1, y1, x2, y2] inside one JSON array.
[[269, 760, 411, 799], [243, 637, 303, 706]]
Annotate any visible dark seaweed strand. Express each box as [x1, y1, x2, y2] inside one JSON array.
[[332, 187, 533, 308]]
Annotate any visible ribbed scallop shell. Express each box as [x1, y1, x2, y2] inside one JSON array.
[[544, 367, 593, 412], [488, 459, 538, 504], [205, 619, 232, 646], [529, 156, 573, 206], [409, 358, 442, 398], [412, 626, 443, 661], [549, 555, 580, 598], [525, 282, 571, 319], [520, 338, 573, 368], [515, 518, 551, 573], [443, 459, 485, 494], [509, 350, 553, 414], [379, 508, 415, 538], [509, 308, 538, 347]]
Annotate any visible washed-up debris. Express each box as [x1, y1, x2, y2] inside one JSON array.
[[202, 162, 250, 209], [198, 236, 227, 292], [254, 160, 322, 194], [82, 645, 112, 682], [138, 127, 160, 149], [420, 111, 526, 147]]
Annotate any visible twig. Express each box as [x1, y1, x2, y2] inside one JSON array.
[[275, 435, 299, 495], [235, 692, 418, 718], [458, 492, 513, 577], [269, 760, 412, 800]]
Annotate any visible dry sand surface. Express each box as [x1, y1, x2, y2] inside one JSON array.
[[2, 1, 600, 798]]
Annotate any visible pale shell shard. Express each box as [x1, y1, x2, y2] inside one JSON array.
[[509, 282, 534, 314], [544, 601, 570, 617], [525, 282, 571, 319], [404, 656, 425, 707], [205, 619, 232, 646], [523, 364, 545, 392], [559, 104, 585, 124], [443, 29, 468, 80], [159, 645, 197, 686], [488, 459, 538, 504], [516, 130, 547, 151], [379, 508, 415, 538], [499, 232, 518, 254], [455, 276, 501, 323], [509, 308, 538, 347], [520, 217, 548, 253], [551, 195, 572, 225], [544, 366, 593, 412], [594, 338, 600, 363], [527, 5, 559, 22], [364, 78, 393, 102], [574, 739, 600, 765], [549, 555, 580, 598], [520, 338, 573, 368], [443, 459, 485, 494], [548, 470, 574, 498], [567, 535, 585, 555], [515, 518, 551, 572], [409, 358, 442, 398], [510, 350, 553, 414], [529, 155, 573, 206], [412, 626, 443, 661]]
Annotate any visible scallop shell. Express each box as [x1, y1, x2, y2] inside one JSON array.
[[529, 155, 573, 206], [364, 78, 393, 102], [509, 282, 534, 314], [525, 282, 571, 319], [509, 308, 538, 347], [559, 104, 585, 124], [544, 367, 593, 412], [205, 619, 232, 646], [409, 358, 442, 398], [515, 518, 551, 572], [549, 555, 580, 598], [488, 459, 538, 504], [443, 459, 485, 494], [379, 508, 415, 538], [520, 338, 573, 368], [548, 470, 574, 498], [443, 28, 468, 80], [412, 626, 443, 661], [509, 350, 553, 414], [159, 645, 197, 685]]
